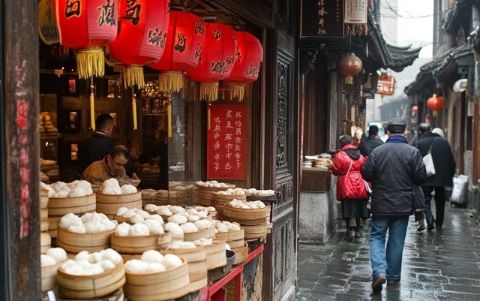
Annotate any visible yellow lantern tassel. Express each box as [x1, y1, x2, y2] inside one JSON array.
[[123, 65, 145, 89], [207, 102, 211, 130], [132, 93, 138, 130], [159, 71, 184, 94], [167, 102, 172, 138], [90, 80, 96, 130], [432, 110, 438, 117], [77, 47, 105, 79], [200, 82, 219, 102], [228, 82, 246, 102]]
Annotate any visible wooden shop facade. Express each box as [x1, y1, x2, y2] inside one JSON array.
[[2, 0, 299, 300]]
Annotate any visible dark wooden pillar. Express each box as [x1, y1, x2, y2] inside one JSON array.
[[2, 0, 41, 299], [262, 2, 299, 299]]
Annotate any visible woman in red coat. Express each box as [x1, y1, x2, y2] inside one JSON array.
[[332, 135, 369, 241]]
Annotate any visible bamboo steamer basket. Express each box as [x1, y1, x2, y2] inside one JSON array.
[[41, 232, 52, 254], [40, 194, 49, 209], [215, 229, 244, 242], [41, 220, 49, 232], [227, 239, 245, 249], [183, 226, 216, 241], [49, 203, 97, 216], [187, 277, 208, 293], [204, 241, 227, 270], [56, 228, 114, 253], [162, 246, 207, 282], [41, 208, 49, 220], [56, 263, 125, 299], [48, 216, 61, 238], [212, 193, 246, 215], [157, 232, 172, 249], [95, 192, 142, 216], [41, 264, 57, 292], [232, 243, 248, 265], [49, 194, 96, 208], [162, 246, 206, 262], [196, 183, 235, 206], [54, 289, 125, 301], [243, 223, 268, 240], [222, 205, 268, 222], [124, 259, 190, 301], [111, 233, 169, 254]]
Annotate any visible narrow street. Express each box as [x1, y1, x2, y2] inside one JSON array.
[[297, 205, 480, 301]]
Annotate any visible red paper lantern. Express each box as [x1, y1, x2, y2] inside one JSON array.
[[226, 31, 263, 101], [148, 11, 206, 93], [427, 94, 445, 117], [54, 0, 120, 78], [186, 23, 236, 102], [412, 105, 419, 115], [109, 0, 170, 88], [338, 52, 362, 85]]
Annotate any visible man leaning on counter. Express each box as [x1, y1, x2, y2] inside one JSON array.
[[82, 145, 139, 189]]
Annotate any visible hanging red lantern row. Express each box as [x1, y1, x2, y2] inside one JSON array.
[[225, 31, 263, 102], [426, 94, 445, 117], [186, 23, 236, 102], [338, 52, 362, 85], [148, 11, 206, 94], [108, 0, 170, 130], [54, 0, 120, 130]]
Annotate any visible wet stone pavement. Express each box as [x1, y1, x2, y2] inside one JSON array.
[[296, 206, 480, 301]]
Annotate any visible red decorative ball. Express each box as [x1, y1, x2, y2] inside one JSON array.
[[412, 105, 419, 113], [338, 52, 362, 77], [426, 94, 445, 111]]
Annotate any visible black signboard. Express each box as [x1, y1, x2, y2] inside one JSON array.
[[300, 0, 344, 39]]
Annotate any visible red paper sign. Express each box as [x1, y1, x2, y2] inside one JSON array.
[[376, 74, 396, 96], [207, 105, 248, 180]]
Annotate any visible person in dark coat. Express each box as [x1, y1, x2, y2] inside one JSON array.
[[331, 135, 369, 241], [409, 123, 430, 147], [79, 114, 115, 171], [359, 125, 384, 156], [415, 125, 456, 231], [361, 119, 426, 293]]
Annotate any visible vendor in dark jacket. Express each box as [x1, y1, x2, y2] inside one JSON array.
[[359, 125, 384, 156], [79, 114, 115, 171], [79, 114, 137, 177], [361, 119, 426, 293], [415, 125, 456, 231]]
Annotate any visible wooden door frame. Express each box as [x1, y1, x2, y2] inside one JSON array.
[[2, 0, 41, 299], [0, 1, 10, 298]]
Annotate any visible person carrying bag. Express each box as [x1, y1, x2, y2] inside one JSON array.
[[331, 135, 369, 241]]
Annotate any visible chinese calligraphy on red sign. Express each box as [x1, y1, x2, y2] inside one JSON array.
[[207, 105, 248, 180], [376, 74, 396, 96]]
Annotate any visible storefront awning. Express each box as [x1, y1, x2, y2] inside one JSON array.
[[404, 44, 473, 95], [367, 14, 422, 72]]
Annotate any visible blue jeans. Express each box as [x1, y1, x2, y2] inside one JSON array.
[[369, 216, 409, 281]]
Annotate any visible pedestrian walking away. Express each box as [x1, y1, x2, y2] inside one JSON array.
[[415, 124, 456, 231], [331, 135, 369, 242], [361, 119, 426, 293], [359, 125, 384, 157]]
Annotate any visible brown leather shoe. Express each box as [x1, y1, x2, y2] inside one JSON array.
[[372, 274, 386, 293]]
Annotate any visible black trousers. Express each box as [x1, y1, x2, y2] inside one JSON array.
[[422, 186, 446, 227]]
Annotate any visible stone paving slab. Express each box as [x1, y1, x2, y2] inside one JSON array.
[[296, 206, 480, 300]]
